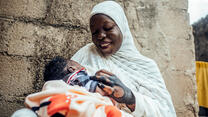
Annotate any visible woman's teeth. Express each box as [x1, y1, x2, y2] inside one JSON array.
[[100, 43, 110, 47]]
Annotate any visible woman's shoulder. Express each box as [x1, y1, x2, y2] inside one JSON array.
[[73, 43, 93, 54], [71, 43, 98, 61], [80, 43, 94, 50]]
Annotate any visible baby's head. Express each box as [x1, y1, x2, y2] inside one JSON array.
[[44, 56, 98, 93], [44, 56, 84, 82]]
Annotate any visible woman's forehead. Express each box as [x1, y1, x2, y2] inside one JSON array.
[[90, 14, 115, 26]]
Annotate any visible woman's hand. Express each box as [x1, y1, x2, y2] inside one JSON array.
[[90, 69, 135, 112]]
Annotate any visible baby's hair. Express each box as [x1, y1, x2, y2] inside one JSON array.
[[44, 56, 69, 81]]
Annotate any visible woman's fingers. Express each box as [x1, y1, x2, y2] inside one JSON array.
[[95, 69, 115, 76], [90, 76, 114, 87], [97, 83, 114, 96], [95, 86, 106, 96]]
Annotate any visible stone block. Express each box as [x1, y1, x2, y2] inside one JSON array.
[[33, 26, 91, 58], [0, 99, 25, 117], [45, 0, 96, 27], [0, 55, 35, 97], [0, 19, 13, 52], [158, 8, 190, 39], [169, 0, 188, 10], [0, 0, 47, 18], [168, 38, 195, 70], [5, 21, 91, 58], [6, 22, 37, 56], [164, 70, 197, 117]]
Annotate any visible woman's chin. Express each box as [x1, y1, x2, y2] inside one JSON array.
[[100, 49, 114, 56], [96, 44, 115, 56]]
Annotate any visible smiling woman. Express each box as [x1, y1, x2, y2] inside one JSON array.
[[71, 1, 176, 117], [90, 14, 122, 56]]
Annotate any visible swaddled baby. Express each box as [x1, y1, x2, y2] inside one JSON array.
[[44, 56, 98, 93], [22, 56, 132, 117]]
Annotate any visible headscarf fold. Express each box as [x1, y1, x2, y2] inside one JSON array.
[[72, 1, 176, 117]]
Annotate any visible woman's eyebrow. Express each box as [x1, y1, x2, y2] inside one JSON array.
[[90, 23, 94, 27], [104, 22, 115, 27], [104, 20, 114, 25], [90, 21, 96, 28]]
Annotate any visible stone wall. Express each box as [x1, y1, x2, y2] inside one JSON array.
[[0, 0, 197, 116]]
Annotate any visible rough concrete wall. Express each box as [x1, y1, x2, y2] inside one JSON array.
[[0, 0, 197, 117]]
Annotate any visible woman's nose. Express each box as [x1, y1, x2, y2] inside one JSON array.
[[97, 31, 106, 40]]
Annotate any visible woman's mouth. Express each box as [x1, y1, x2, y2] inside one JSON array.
[[100, 42, 111, 49]]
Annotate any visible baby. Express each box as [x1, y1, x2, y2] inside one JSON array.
[[13, 56, 132, 117], [44, 56, 99, 93]]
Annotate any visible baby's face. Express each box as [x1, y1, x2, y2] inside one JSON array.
[[65, 60, 84, 73]]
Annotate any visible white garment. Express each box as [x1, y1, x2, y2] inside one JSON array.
[[72, 1, 176, 117]]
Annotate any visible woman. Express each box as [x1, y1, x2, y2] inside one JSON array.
[[72, 1, 176, 117]]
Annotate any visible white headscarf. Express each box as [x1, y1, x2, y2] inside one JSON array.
[[72, 1, 176, 117]]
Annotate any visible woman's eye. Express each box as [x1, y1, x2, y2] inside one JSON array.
[[104, 27, 113, 31], [92, 30, 98, 35]]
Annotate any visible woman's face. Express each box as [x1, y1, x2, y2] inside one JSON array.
[[90, 14, 122, 56]]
